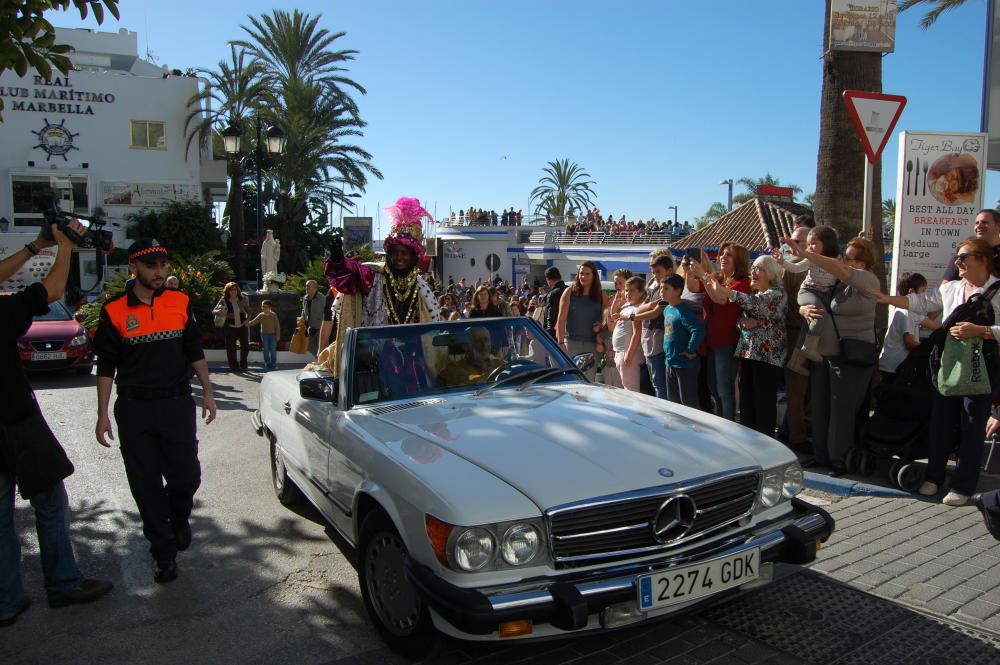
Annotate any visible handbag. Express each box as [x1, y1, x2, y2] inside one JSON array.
[[929, 280, 1000, 396], [289, 317, 308, 354], [936, 335, 992, 396], [826, 287, 876, 367]]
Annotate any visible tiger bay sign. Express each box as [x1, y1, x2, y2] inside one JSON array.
[[0, 75, 117, 116]]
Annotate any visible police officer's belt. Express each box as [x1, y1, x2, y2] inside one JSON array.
[[117, 383, 191, 400]]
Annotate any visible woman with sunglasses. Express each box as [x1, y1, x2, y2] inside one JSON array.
[[871, 237, 1000, 506]]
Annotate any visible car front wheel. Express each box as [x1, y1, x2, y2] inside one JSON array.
[[358, 510, 435, 658]]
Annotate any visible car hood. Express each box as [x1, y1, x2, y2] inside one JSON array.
[[368, 383, 793, 511], [20, 320, 83, 340]]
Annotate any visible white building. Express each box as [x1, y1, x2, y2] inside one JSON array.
[[0, 27, 225, 293]]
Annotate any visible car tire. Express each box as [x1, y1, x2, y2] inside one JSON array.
[[269, 436, 304, 506], [358, 510, 436, 658]]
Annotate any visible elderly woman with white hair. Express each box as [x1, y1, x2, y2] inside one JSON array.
[[688, 255, 787, 437]]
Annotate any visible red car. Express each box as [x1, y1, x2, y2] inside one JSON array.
[[17, 299, 95, 375]]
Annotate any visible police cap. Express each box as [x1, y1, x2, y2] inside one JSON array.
[[127, 238, 170, 265]]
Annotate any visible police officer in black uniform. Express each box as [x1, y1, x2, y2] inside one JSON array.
[[93, 239, 216, 583]]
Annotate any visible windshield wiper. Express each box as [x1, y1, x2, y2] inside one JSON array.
[[516, 367, 582, 391], [473, 366, 555, 397]]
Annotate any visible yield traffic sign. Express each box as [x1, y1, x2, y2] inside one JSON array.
[[842, 90, 907, 163]]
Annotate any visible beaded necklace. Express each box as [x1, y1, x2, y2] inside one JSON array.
[[384, 268, 420, 324]]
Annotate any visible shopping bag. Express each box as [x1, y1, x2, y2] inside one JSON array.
[[289, 317, 308, 354], [935, 336, 992, 397]]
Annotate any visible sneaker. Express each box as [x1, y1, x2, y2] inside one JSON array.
[[48, 579, 113, 608], [918, 481, 939, 496], [942, 491, 970, 507], [154, 559, 178, 584]]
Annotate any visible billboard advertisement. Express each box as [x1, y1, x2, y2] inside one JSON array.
[[829, 0, 897, 53], [101, 182, 201, 206], [891, 131, 987, 288], [343, 216, 373, 249]]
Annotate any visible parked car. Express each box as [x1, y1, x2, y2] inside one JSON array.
[[252, 317, 833, 656], [17, 299, 94, 375]]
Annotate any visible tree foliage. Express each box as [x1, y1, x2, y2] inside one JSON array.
[[898, 0, 968, 29], [694, 202, 728, 229], [529, 159, 597, 219], [125, 201, 223, 258], [733, 174, 803, 205]]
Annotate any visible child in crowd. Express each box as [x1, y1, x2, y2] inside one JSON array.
[[778, 226, 840, 362], [660, 274, 705, 407], [612, 276, 646, 392], [247, 300, 281, 371], [878, 272, 927, 384]]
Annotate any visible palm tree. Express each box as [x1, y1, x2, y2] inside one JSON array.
[[732, 174, 802, 205], [529, 159, 597, 221], [898, 0, 969, 28], [881, 198, 895, 223], [184, 46, 271, 278]]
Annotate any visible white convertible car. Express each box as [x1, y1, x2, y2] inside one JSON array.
[[252, 317, 833, 656]]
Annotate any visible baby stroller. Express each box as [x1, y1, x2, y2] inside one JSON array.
[[850, 340, 934, 491]]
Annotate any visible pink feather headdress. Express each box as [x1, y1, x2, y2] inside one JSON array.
[[384, 197, 434, 258]]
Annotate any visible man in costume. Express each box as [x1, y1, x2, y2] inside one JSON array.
[[319, 197, 440, 376]]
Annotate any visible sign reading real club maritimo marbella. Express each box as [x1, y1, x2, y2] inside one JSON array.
[[891, 131, 988, 288], [0, 74, 117, 116], [829, 0, 897, 53]]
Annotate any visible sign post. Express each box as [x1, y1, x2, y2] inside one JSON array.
[[842, 90, 907, 234]]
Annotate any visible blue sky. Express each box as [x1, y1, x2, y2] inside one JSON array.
[[55, 0, 997, 233]]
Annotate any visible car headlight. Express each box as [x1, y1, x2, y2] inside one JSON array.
[[68, 333, 89, 348], [454, 528, 495, 571], [760, 470, 782, 507], [782, 462, 804, 499], [501, 524, 540, 566]]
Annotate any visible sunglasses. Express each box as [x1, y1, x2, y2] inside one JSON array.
[[956, 252, 983, 263]]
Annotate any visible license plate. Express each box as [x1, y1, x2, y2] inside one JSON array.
[[637, 547, 760, 611], [32, 352, 67, 361]]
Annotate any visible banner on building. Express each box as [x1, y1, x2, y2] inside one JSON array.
[[829, 0, 897, 53], [891, 131, 987, 288], [101, 182, 201, 206], [343, 216, 373, 248]]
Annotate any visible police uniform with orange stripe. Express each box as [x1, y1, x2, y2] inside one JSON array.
[[93, 239, 208, 578]]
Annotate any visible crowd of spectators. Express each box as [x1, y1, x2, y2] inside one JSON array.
[[421, 209, 1000, 509], [564, 208, 693, 237], [447, 207, 524, 226]]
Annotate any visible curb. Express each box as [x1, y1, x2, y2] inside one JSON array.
[[804, 471, 911, 498]]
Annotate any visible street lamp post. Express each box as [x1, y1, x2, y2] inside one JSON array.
[[221, 117, 286, 283], [720, 179, 734, 211], [667, 205, 678, 226]]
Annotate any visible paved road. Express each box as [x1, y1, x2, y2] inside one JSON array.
[[4, 371, 1000, 665]]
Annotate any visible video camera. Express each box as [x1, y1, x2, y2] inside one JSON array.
[[41, 201, 114, 252]]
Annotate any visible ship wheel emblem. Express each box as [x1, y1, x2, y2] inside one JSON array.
[[32, 118, 79, 161]]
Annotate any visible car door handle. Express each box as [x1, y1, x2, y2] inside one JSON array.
[[283, 401, 292, 414]]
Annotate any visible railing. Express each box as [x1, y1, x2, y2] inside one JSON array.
[[551, 231, 689, 245], [439, 214, 595, 228]]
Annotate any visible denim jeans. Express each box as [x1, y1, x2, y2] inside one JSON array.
[[644, 352, 668, 399], [707, 345, 737, 421], [0, 473, 84, 617], [261, 333, 277, 370]]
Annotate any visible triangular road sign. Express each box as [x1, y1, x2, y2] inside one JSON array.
[[843, 90, 907, 163]]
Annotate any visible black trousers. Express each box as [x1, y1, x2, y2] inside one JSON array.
[[926, 392, 989, 495], [225, 326, 249, 371], [739, 359, 782, 437], [114, 395, 200, 564]]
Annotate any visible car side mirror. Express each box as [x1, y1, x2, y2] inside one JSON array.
[[300, 376, 338, 402], [572, 353, 595, 373]]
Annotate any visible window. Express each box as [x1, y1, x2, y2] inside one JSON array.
[[130, 120, 166, 149], [11, 175, 89, 227]]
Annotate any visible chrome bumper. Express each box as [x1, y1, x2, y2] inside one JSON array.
[[250, 409, 264, 436], [407, 498, 833, 636]]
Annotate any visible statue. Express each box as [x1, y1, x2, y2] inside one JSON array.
[[261, 230, 280, 276]]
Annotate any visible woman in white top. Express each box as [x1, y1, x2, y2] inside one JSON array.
[[871, 237, 1000, 506]]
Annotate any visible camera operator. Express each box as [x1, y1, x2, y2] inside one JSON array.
[[0, 222, 113, 628]]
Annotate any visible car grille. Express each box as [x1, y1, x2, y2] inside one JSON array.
[[547, 470, 760, 566], [31, 340, 65, 351], [367, 398, 444, 416]]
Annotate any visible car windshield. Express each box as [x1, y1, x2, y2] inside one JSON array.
[[32, 301, 73, 322], [351, 318, 577, 406]]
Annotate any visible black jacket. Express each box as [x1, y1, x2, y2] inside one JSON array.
[[0, 284, 74, 498], [544, 281, 568, 337]]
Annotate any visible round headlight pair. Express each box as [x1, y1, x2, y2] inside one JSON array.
[[453, 524, 540, 570], [760, 463, 805, 508]]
